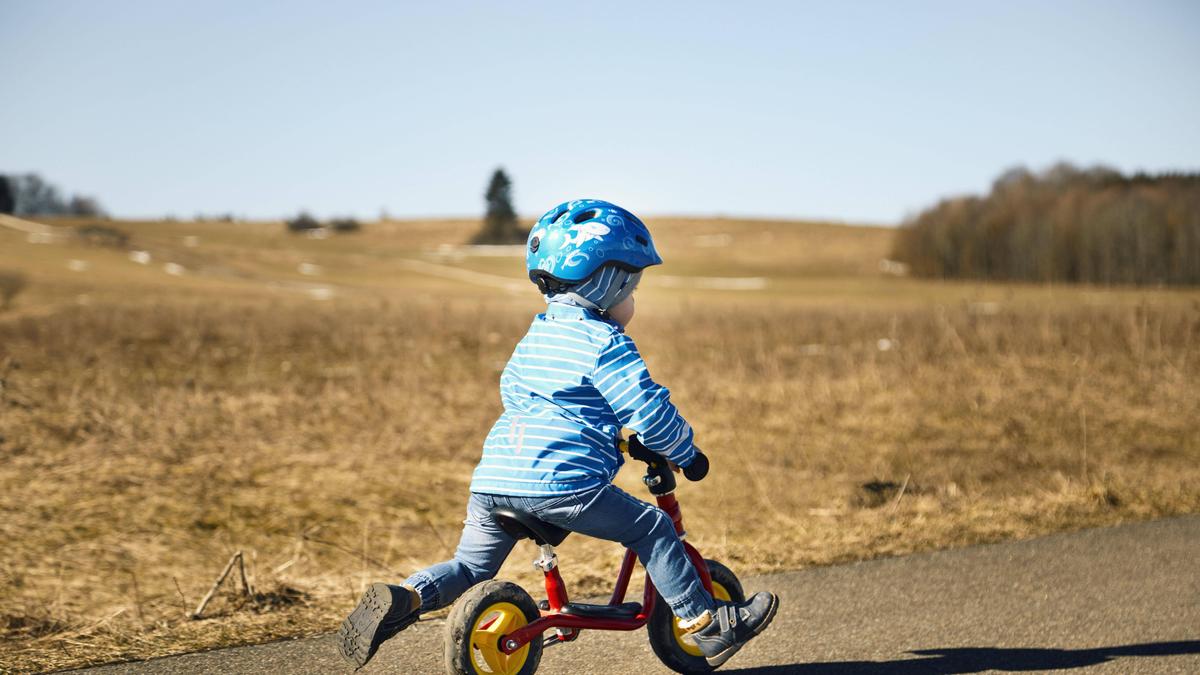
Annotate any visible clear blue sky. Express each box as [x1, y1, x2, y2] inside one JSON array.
[[2, 0, 1197, 224]]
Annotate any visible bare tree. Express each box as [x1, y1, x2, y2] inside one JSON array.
[[894, 164, 1200, 286], [15, 174, 67, 214], [68, 195, 105, 217], [3, 173, 106, 216]]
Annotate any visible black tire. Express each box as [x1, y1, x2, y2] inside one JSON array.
[[445, 580, 544, 675], [647, 559, 746, 674]]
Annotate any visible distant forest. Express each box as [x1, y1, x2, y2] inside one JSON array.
[[893, 163, 1200, 285], [0, 173, 105, 217]]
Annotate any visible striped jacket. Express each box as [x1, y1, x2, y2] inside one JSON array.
[[469, 303, 696, 496]]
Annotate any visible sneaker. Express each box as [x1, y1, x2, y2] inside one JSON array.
[[337, 583, 421, 668], [689, 592, 779, 667]]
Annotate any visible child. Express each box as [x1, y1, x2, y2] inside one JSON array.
[[339, 199, 778, 669]]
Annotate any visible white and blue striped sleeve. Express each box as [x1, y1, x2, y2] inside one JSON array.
[[593, 333, 697, 466]]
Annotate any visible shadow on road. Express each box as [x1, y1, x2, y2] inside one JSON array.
[[723, 640, 1200, 674]]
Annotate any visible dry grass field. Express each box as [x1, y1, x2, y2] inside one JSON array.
[[1, 215, 1198, 672]]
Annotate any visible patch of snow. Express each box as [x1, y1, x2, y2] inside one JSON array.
[[427, 244, 526, 262], [397, 258, 526, 293], [655, 275, 767, 291], [694, 233, 732, 247]]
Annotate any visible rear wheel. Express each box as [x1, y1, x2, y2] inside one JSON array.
[[445, 580, 543, 675], [647, 559, 745, 674]]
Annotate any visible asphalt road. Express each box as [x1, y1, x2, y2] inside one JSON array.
[[79, 516, 1200, 674]]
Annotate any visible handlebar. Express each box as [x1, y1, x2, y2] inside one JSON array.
[[618, 435, 707, 496], [682, 452, 709, 481]]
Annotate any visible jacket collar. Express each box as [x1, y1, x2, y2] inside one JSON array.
[[544, 301, 624, 332]]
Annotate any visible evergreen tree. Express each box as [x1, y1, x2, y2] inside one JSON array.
[[0, 176, 13, 214], [474, 168, 523, 244]]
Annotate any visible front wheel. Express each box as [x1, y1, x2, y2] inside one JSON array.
[[444, 580, 543, 675], [647, 559, 745, 674]]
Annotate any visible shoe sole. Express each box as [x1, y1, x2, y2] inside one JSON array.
[[337, 582, 416, 669], [704, 594, 780, 668]]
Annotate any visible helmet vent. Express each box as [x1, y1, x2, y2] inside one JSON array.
[[572, 209, 598, 224], [635, 235, 648, 246]]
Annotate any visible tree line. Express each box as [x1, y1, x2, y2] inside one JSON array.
[[0, 173, 106, 217], [892, 163, 1200, 285]]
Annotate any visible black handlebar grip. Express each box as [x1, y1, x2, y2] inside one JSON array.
[[682, 451, 709, 481], [625, 435, 659, 464]]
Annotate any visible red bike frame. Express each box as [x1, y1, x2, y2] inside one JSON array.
[[498, 489, 714, 654]]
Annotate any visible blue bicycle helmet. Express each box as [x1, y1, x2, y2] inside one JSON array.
[[526, 199, 662, 295]]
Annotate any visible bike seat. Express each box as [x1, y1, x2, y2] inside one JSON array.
[[490, 508, 570, 547]]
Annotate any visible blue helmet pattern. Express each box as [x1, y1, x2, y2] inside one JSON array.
[[526, 199, 662, 289]]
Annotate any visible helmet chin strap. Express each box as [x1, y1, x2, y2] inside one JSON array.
[[557, 291, 602, 311], [546, 269, 640, 316]]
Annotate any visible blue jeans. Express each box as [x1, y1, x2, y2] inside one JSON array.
[[403, 484, 715, 620]]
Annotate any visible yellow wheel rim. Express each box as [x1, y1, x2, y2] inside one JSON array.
[[469, 601, 530, 675], [673, 582, 733, 657]]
